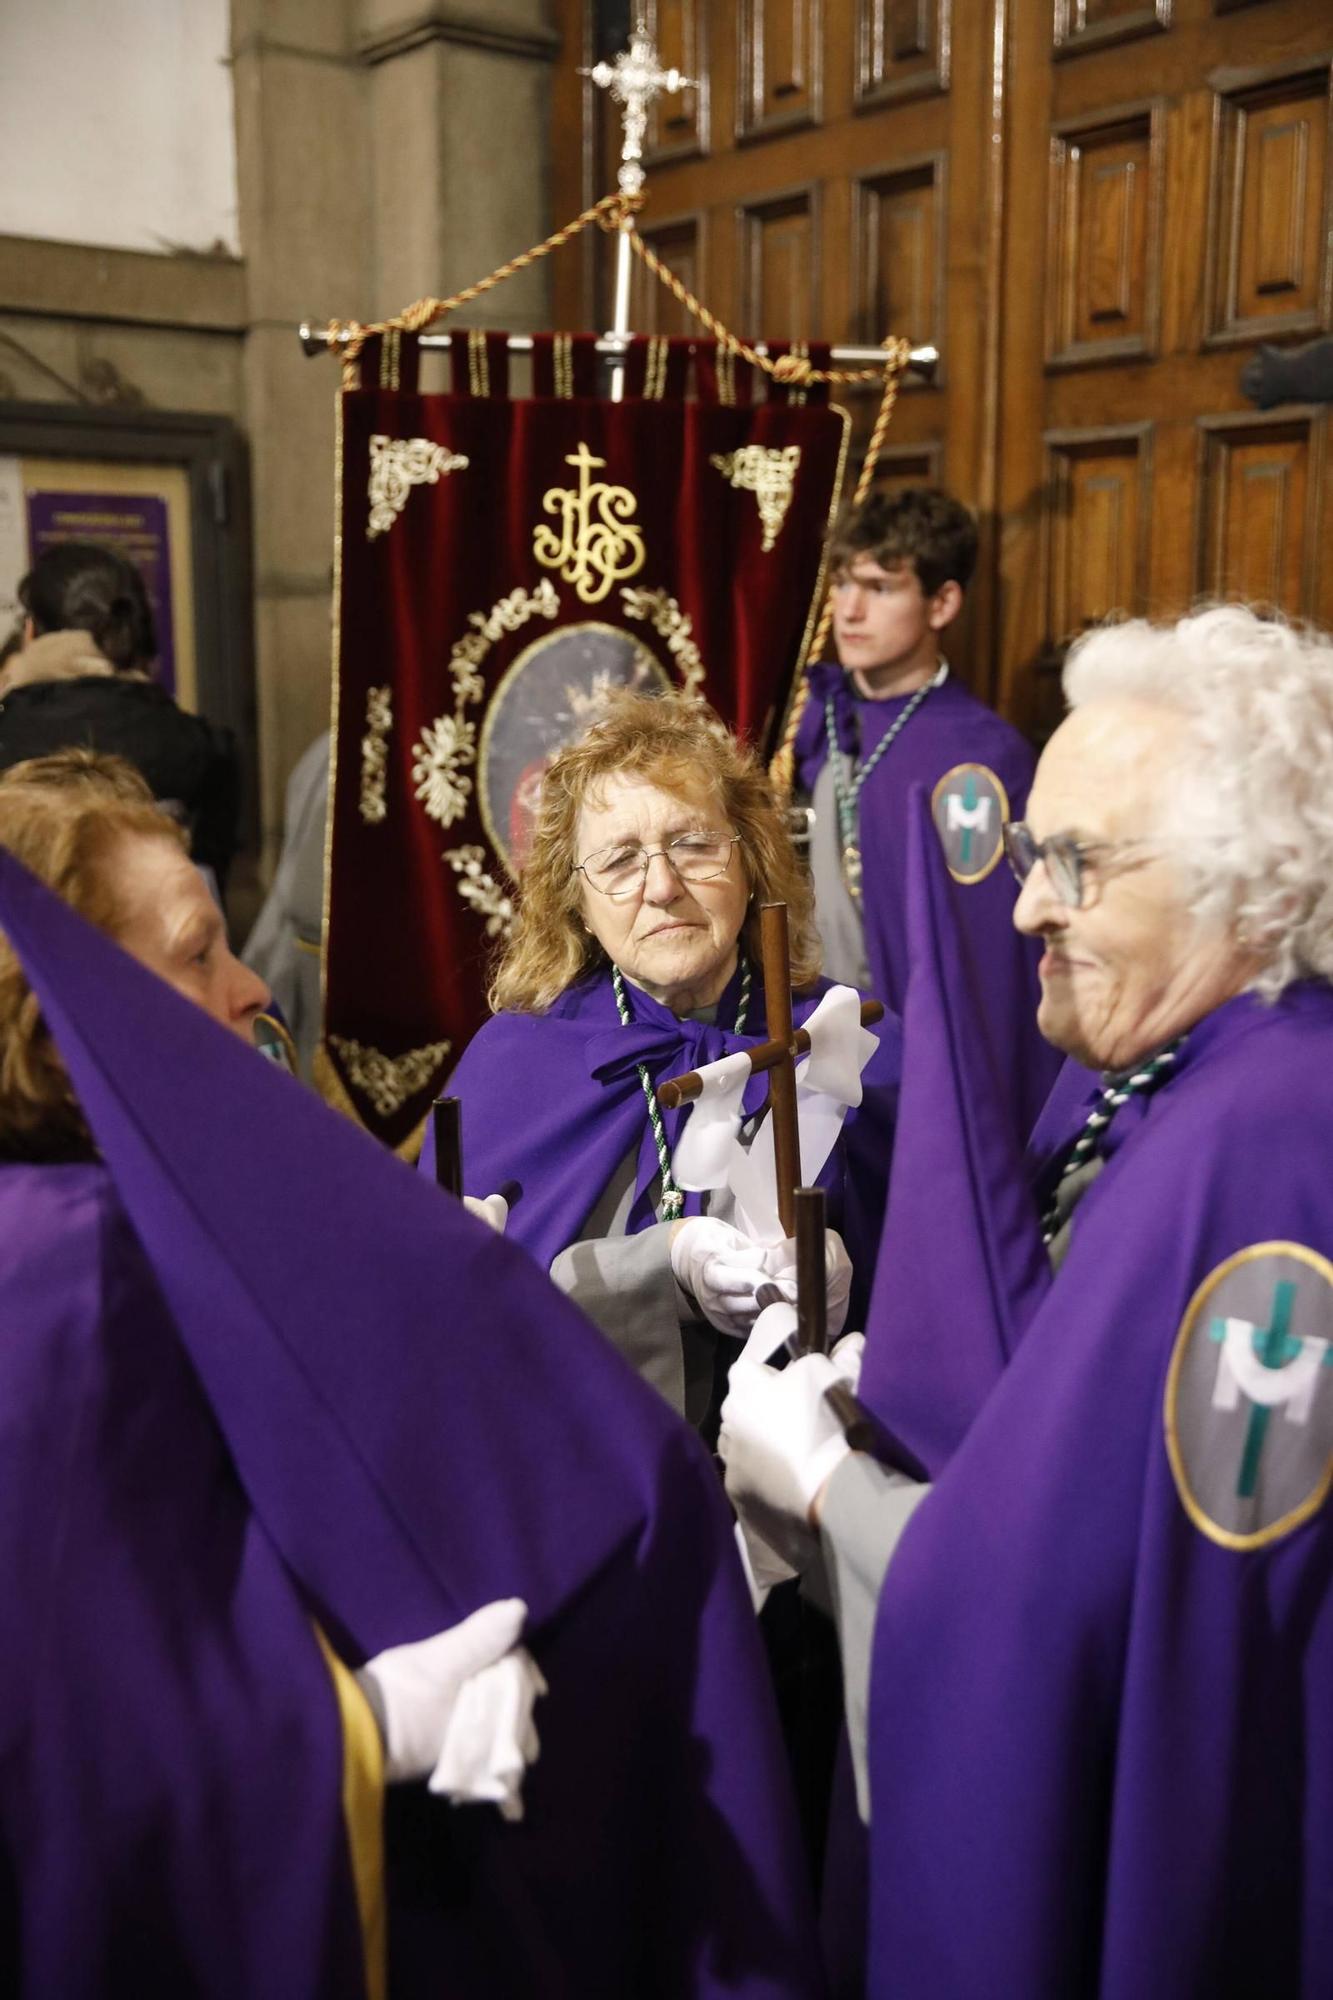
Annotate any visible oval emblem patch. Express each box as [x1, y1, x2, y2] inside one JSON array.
[[1165, 1242, 1333, 1550], [930, 764, 1009, 884]]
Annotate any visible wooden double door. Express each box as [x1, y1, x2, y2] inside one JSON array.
[[551, 0, 1332, 732]]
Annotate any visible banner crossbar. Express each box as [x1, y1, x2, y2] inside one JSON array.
[[297, 324, 939, 375]]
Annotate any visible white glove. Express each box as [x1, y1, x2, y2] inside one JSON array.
[[764, 1228, 854, 1340], [355, 1598, 546, 1821], [720, 1352, 851, 1551], [463, 1192, 509, 1234], [830, 1329, 864, 1391], [670, 1216, 781, 1337]]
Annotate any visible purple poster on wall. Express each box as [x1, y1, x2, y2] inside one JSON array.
[[25, 492, 177, 694]]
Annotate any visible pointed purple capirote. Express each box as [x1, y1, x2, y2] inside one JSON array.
[[0, 848, 825, 1999], [858, 787, 1052, 1477]]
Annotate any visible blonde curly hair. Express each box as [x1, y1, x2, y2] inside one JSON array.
[[0, 748, 186, 1160], [491, 690, 820, 1014]]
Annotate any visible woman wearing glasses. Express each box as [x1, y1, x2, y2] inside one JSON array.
[[429, 689, 899, 1435], [723, 604, 1333, 1996]]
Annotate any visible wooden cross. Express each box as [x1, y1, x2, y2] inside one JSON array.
[[658, 901, 885, 1354]]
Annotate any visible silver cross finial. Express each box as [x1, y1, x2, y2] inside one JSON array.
[[581, 21, 696, 198]]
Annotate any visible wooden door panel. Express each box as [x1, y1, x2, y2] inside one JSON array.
[[644, 0, 710, 163], [855, 0, 951, 107], [1052, 0, 1171, 62], [1207, 62, 1332, 346], [1047, 102, 1164, 365], [854, 155, 945, 357], [633, 216, 706, 336], [738, 0, 824, 139], [739, 189, 821, 340], [1197, 409, 1326, 617], [1043, 425, 1152, 644]]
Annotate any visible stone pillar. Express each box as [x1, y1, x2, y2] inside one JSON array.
[[231, 0, 374, 877], [357, 3, 558, 329]]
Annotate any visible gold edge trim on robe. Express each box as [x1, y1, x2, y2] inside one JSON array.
[[313, 1624, 387, 2000], [1163, 1238, 1333, 1552], [930, 763, 1011, 885], [772, 398, 853, 789]]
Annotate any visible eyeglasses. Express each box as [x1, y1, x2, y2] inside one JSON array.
[[1002, 822, 1156, 910], [574, 831, 742, 901]]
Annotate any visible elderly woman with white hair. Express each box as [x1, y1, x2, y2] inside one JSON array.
[[721, 605, 1333, 1998]]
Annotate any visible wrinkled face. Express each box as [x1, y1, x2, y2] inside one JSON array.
[[105, 832, 270, 1039], [831, 557, 958, 692], [574, 772, 749, 1012], [1013, 702, 1254, 1071]]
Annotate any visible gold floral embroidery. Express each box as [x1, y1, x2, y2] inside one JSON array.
[[443, 845, 515, 938], [620, 585, 706, 695], [411, 715, 476, 828], [413, 582, 562, 831], [534, 443, 646, 606], [328, 1034, 453, 1119], [359, 684, 392, 824], [709, 444, 802, 552], [367, 434, 469, 540]]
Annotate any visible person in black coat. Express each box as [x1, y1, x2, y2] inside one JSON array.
[[0, 541, 240, 889]]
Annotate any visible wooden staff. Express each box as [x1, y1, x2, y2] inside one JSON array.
[[795, 1186, 829, 1355], [431, 1095, 464, 1197], [759, 902, 802, 1239]]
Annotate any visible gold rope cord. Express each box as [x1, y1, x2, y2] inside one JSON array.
[[323, 187, 912, 788]]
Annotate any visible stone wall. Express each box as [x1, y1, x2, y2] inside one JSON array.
[[0, 0, 557, 914]]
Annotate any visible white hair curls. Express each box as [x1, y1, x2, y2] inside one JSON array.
[[1062, 605, 1333, 1000]]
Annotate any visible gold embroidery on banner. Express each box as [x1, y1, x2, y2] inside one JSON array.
[[716, 345, 736, 407], [533, 443, 646, 605], [443, 844, 516, 939], [709, 444, 803, 552], [366, 434, 469, 540], [412, 714, 476, 828], [379, 329, 401, 392], [787, 343, 809, 406], [414, 581, 561, 830], [328, 1034, 453, 1120], [553, 333, 574, 399], [467, 329, 489, 398], [620, 585, 706, 695], [359, 684, 392, 824], [645, 336, 668, 400]]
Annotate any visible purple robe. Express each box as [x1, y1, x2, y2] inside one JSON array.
[[858, 791, 1052, 1477], [0, 1163, 364, 1998], [0, 851, 827, 1999], [795, 662, 1059, 1139], [866, 983, 1333, 1996], [428, 965, 901, 1323]]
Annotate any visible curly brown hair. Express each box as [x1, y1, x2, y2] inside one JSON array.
[[830, 486, 978, 597], [491, 690, 820, 1014], [0, 749, 186, 1161]]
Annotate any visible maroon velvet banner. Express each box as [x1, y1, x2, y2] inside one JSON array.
[[322, 331, 850, 1150]]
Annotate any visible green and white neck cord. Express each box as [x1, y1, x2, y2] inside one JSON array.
[[826, 659, 948, 899], [1040, 1037, 1184, 1245], [611, 957, 752, 1223]]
